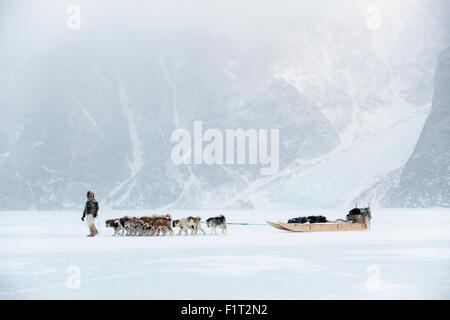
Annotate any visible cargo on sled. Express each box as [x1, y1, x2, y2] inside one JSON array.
[[266, 206, 371, 232]]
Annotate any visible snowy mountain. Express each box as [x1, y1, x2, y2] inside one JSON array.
[[0, 0, 449, 210], [371, 47, 450, 207]]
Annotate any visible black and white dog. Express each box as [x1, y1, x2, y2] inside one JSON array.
[[105, 218, 126, 236], [206, 215, 227, 235]]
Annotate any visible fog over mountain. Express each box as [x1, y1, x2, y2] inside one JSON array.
[[358, 46, 450, 207], [0, 0, 449, 210]]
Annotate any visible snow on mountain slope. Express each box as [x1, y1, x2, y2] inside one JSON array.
[[222, 111, 428, 209], [104, 72, 144, 209], [354, 167, 403, 207], [279, 113, 428, 208]]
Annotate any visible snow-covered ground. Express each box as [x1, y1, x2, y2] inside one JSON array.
[[1, 208, 449, 299]]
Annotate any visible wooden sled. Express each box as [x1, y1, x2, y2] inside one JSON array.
[[266, 221, 290, 230], [267, 220, 369, 232]]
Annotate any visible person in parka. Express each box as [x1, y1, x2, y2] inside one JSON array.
[[81, 191, 99, 237]]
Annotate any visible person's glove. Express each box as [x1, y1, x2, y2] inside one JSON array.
[[81, 217, 85, 221]]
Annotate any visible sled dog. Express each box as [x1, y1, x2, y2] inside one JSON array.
[[105, 219, 125, 236], [206, 215, 227, 235], [173, 216, 206, 235], [153, 214, 174, 236]]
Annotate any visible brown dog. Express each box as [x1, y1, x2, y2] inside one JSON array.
[[140, 216, 157, 236], [153, 214, 174, 236]]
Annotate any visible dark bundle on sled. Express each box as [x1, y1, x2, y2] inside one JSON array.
[[288, 217, 308, 224], [287, 215, 327, 224], [346, 206, 372, 223]]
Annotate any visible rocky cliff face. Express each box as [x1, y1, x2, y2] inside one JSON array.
[[380, 47, 450, 207]]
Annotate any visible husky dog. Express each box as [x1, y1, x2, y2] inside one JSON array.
[[140, 216, 157, 236], [133, 219, 149, 236], [186, 216, 205, 235], [106, 214, 174, 237], [173, 219, 189, 235], [153, 214, 174, 236], [173, 216, 206, 235], [105, 219, 125, 236], [142, 221, 154, 236], [123, 216, 140, 236], [206, 215, 227, 235], [173, 218, 193, 235]]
